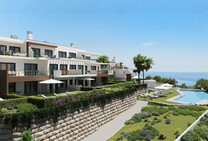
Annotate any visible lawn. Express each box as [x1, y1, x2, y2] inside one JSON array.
[[107, 114, 196, 141], [138, 89, 180, 105], [107, 104, 207, 141]]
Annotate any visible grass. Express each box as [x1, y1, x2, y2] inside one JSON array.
[[138, 89, 180, 105], [107, 113, 196, 141]]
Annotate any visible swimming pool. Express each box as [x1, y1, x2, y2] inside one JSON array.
[[175, 90, 208, 103]]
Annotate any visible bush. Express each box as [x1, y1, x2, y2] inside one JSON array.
[[141, 106, 169, 115], [80, 86, 94, 91], [158, 133, 166, 139], [17, 103, 38, 113], [174, 128, 182, 135], [1, 108, 8, 114], [0, 96, 28, 109], [145, 136, 151, 141], [166, 119, 171, 124], [19, 129, 34, 141], [141, 130, 147, 136], [125, 120, 135, 125], [130, 112, 152, 123]]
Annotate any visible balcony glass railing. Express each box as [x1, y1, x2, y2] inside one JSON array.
[[97, 70, 108, 74], [8, 71, 40, 77], [62, 70, 82, 75], [0, 51, 27, 57]]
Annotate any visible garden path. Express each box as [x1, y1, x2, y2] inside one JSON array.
[[83, 100, 148, 141]]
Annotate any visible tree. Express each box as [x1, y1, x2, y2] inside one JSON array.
[[143, 57, 154, 84], [97, 55, 110, 63], [145, 75, 152, 80], [133, 54, 147, 84], [181, 83, 187, 88]]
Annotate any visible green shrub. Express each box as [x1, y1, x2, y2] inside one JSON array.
[[0, 97, 28, 109], [17, 103, 38, 113], [80, 86, 94, 91], [174, 128, 182, 135], [130, 112, 152, 123], [125, 120, 135, 125], [141, 106, 169, 115], [116, 126, 159, 141], [1, 108, 8, 114], [19, 129, 34, 141]]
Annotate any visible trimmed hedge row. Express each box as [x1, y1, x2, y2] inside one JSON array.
[[28, 89, 106, 108], [0, 84, 138, 128], [0, 94, 28, 109]]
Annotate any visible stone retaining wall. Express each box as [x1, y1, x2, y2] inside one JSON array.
[[0, 92, 138, 141]]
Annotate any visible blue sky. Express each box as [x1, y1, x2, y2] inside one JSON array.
[[0, 0, 208, 72]]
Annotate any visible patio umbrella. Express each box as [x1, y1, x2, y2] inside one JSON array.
[[39, 79, 63, 84], [162, 83, 173, 87], [39, 79, 63, 93], [155, 86, 169, 90], [80, 77, 95, 81]]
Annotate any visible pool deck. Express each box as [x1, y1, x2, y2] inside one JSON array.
[[167, 89, 208, 105]]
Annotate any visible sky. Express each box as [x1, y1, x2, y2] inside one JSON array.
[[0, 0, 208, 72]]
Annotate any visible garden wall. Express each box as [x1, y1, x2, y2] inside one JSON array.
[[0, 92, 138, 141]]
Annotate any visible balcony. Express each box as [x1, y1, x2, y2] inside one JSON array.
[[8, 70, 40, 76], [0, 51, 27, 57], [61, 70, 82, 75], [7, 70, 50, 83]]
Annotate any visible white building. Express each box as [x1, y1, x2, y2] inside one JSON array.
[[100, 57, 134, 81], [0, 31, 109, 98]]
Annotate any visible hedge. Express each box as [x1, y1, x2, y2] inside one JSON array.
[[0, 95, 28, 109], [80, 86, 94, 91], [0, 84, 139, 128]]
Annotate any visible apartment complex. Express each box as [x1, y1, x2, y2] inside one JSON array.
[[0, 31, 132, 98]]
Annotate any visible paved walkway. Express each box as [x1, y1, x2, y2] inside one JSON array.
[[83, 101, 148, 141]]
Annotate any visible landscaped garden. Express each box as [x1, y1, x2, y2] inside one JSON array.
[[0, 81, 146, 127], [181, 112, 208, 141], [107, 104, 208, 141], [137, 89, 180, 105]]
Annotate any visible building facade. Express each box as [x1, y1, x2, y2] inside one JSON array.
[[0, 31, 109, 98]]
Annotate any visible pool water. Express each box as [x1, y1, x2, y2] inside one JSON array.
[[175, 90, 208, 103]]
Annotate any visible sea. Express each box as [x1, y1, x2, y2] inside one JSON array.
[[143, 72, 208, 86]]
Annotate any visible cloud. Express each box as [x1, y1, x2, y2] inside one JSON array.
[[143, 42, 153, 47]]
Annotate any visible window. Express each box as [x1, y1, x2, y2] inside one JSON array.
[[24, 81, 37, 94], [0, 62, 15, 71], [59, 51, 67, 58], [91, 66, 96, 70], [78, 65, 83, 70], [9, 83, 16, 94], [32, 48, 40, 57], [69, 80, 73, 85], [60, 64, 67, 71], [60, 80, 67, 88], [24, 63, 38, 71], [9, 46, 20, 55], [49, 64, 58, 75], [85, 56, 91, 60], [0, 45, 6, 55], [45, 49, 53, 58], [70, 65, 76, 70], [69, 52, 76, 58]]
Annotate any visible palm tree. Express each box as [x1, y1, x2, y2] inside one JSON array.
[[133, 54, 146, 84], [97, 55, 110, 63], [143, 57, 154, 84]]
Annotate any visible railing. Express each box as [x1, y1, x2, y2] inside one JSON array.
[[62, 70, 82, 75], [97, 70, 108, 74], [0, 51, 27, 57], [8, 71, 40, 77], [89, 70, 97, 74]]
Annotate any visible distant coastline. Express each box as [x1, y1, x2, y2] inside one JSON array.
[[144, 72, 208, 86]]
